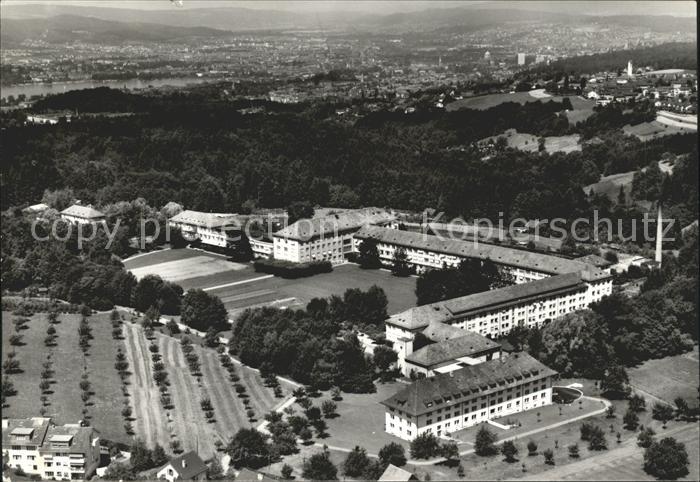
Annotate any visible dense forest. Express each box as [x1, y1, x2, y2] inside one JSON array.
[[1, 86, 696, 226]]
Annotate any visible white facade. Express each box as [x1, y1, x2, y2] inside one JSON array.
[[2, 419, 100, 481], [384, 367, 554, 441], [357, 237, 552, 284], [273, 231, 355, 264], [250, 238, 274, 258]]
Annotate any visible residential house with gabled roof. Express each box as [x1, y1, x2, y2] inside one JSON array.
[[156, 451, 207, 482], [60, 204, 105, 225]]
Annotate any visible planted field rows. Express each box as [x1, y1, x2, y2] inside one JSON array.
[[2, 312, 129, 444], [122, 323, 171, 449]]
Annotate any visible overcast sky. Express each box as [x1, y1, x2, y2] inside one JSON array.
[[0, 0, 696, 16]]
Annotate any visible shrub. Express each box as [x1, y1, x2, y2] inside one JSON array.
[[253, 258, 333, 278]]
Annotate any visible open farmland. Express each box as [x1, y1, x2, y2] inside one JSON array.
[[125, 248, 418, 316], [122, 323, 294, 459], [479, 129, 582, 154], [447, 91, 595, 112], [1, 311, 130, 444]]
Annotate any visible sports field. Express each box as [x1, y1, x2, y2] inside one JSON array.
[[124, 248, 418, 316]]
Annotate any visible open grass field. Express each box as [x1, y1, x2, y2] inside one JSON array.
[[1, 311, 130, 444], [208, 264, 418, 316], [125, 248, 418, 316], [479, 129, 581, 154], [628, 346, 699, 405], [543, 134, 581, 153], [623, 120, 689, 141], [446, 92, 595, 112]]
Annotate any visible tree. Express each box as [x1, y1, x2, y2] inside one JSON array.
[[475, 426, 498, 456], [281, 464, 294, 480], [652, 403, 675, 427], [206, 457, 225, 480], [441, 442, 459, 464], [166, 318, 180, 335], [501, 440, 518, 462], [457, 463, 465, 478], [644, 437, 689, 480], [103, 462, 135, 480], [151, 444, 167, 466], [130, 439, 153, 471], [637, 427, 656, 448], [357, 239, 382, 269], [362, 460, 386, 481], [286, 201, 315, 225], [226, 428, 270, 469], [588, 427, 608, 451], [629, 394, 647, 413], [302, 449, 338, 481], [342, 446, 369, 477], [181, 289, 228, 332], [379, 442, 407, 467], [204, 327, 219, 348], [543, 448, 555, 465], [321, 400, 337, 419], [623, 409, 639, 430], [410, 432, 441, 459], [600, 364, 631, 399], [391, 247, 412, 277], [605, 405, 616, 419], [300, 427, 313, 444], [527, 440, 538, 456], [674, 397, 690, 421], [568, 444, 579, 458], [373, 345, 398, 374]]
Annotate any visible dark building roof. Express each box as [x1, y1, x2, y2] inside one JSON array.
[[167, 451, 207, 479], [421, 321, 466, 342], [273, 208, 394, 242], [406, 332, 501, 368], [354, 226, 610, 282], [382, 353, 557, 417], [40, 425, 95, 455], [2, 418, 51, 447], [387, 272, 587, 330], [575, 254, 613, 268]]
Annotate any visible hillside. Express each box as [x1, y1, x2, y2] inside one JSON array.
[[0, 14, 232, 46]]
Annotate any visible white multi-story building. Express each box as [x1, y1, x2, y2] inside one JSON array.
[[354, 225, 612, 285], [168, 210, 242, 249], [402, 330, 502, 378], [386, 271, 612, 352], [60, 205, 105, 225], [273, 208, 395, 265], [2, 418, 101, 480], [382, 352, 557, 441]]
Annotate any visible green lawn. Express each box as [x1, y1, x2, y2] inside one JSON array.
[[628, 346, 699, 405], [209, 264, 418, 316]]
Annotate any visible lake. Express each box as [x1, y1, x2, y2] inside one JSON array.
[[0, 77, 214, 100]]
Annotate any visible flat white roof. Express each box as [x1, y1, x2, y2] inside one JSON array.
[[50, 434, 74, 443], [11, 427, 35, 435]]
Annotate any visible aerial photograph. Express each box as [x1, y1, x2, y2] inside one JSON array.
[[0, 0, 697, 480]]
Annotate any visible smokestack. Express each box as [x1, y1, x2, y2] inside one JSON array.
[[655, 204, 663, 266]]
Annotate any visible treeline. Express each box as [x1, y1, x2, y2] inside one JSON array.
[[509, 225, 699, 379], [520, 42, 697, 79], [229, 287, 388, 391]]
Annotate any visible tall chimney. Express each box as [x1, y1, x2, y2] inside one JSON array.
[[655, 204, 663, 266]]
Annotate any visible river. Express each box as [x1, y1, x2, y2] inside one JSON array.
[[0, 77, 214, 100]]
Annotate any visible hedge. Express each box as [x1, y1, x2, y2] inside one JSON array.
[[253, 258, 333, 279]]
